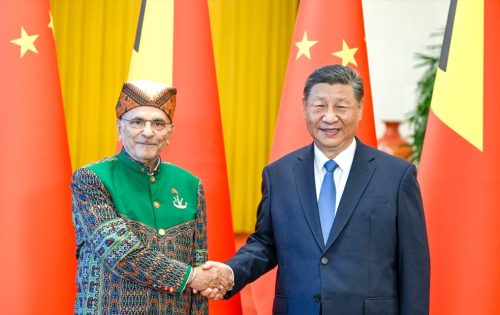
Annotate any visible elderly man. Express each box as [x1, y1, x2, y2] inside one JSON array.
[[207, 64, 430, 314], [71, 80, 231, 314]]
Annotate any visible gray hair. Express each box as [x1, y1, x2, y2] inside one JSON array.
[[303, 65, 364, 102]]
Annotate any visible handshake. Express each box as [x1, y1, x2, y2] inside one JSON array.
[[187, 261, 234, 300]]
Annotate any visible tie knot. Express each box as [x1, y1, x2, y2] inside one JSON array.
[[324, 160, 337, 173]]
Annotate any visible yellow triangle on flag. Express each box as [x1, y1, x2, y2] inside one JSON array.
[[128, 0, 174, 85], [431, 0, 483, 151]]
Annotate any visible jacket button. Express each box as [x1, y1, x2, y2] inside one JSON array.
[[320, 257, 329, 265], [313, 294, 321, 302], [153, 201, 160, 208]]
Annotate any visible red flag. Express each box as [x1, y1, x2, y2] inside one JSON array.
[[0, 1, 75, 314], [247, 1, 377, 312], [418, 0, 500, 314], [168, 2, 242, 313], [270, 0, 376, 162]]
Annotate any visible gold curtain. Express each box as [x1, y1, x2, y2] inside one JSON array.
[[51, 0, 298, 233], [208, 0, 298, 232], [50, 0, 141, 170]]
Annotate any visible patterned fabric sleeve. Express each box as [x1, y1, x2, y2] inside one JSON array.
[[190, 182, 209, 314], [71, 167, 191, 294]]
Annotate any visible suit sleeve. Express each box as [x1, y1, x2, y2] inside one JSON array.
[[71, 167, 191, 295], [225, 167, 278, 296], [191, 182, 209, 314], [397, 164, 430, 315]]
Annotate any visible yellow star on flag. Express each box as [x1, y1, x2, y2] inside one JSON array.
[[295, 31, 318, 60], [332, 40, 358, 66], [48, 10, 55, 37], [10, 27, 39, 58]]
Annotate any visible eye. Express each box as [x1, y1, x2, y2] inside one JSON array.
[[130, 119, 145, 128], [336, 104, 349, 111], [152, 120, 167, 129], [312, 103, 326, 109]]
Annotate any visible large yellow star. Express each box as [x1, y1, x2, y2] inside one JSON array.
[[332, 40, 358, 67], [10, 27, 39, 58], [295, 31, 318, 60]]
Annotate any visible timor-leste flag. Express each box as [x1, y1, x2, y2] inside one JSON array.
[[270, 0, 376, 162], [418, 0, 500, 314], [0, 0, 75, 314], [126, 1, 241, 313]]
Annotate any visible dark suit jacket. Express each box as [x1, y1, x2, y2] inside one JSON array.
[[226, 140, 430, 315]]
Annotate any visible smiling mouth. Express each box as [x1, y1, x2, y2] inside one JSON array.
[[320, 128, 340, 135]]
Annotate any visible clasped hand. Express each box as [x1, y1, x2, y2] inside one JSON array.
[[188, 261, 233, 300]]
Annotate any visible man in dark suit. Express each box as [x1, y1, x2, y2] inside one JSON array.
[[204, 64, 430, 314]]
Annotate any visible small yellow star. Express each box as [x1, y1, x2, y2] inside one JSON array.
[[332, 40, 358, 67], [48, 10, 55, 36], [10, 27, 39, 58], [295, 31, 318, 60]]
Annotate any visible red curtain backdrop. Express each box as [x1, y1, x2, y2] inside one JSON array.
[[0, 0, 75, 313]]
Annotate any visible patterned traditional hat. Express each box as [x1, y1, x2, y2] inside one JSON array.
[[116, 80, 177, 121]]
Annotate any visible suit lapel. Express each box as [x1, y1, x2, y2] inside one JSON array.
[[325, 140, 376, 250], [293, 144, 325, 250]]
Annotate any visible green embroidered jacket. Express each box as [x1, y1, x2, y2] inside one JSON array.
[[71, 151, 208, 314]]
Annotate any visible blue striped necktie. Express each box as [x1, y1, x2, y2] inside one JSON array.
[[318, 160, 338, 245]]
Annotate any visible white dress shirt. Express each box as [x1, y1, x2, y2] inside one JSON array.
[[313, 139, 357, 214]]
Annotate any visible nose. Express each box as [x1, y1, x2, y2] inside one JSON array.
[[141, 122, 154, 137], [322, 108, 338, 123]]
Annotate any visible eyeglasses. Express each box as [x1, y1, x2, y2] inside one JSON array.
[[121, 118, 171, 131]]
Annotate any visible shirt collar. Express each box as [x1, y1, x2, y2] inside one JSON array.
[[314, 138, 357, 173], [118, 149, 161, 176]]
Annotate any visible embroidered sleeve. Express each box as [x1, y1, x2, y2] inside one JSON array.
[[191, 181, 209, 314], [71, 167, 190, 294]]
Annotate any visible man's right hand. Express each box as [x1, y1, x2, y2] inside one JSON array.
[[188, 261, 234, 300]]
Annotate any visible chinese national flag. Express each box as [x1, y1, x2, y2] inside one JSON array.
[[418, 0, 500, 314], [126, 1, 241, 313], [0, 0, 75, 314], [270, 0, 376, 162], [250, 1, 377, 312]]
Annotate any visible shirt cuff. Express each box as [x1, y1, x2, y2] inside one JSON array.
[[177, 265, 192, 295]]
